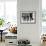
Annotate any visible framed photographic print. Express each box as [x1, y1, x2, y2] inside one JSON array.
[[20, 11, 36, 24]]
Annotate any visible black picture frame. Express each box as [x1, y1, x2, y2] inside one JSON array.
[[20, 11, 36, 24]]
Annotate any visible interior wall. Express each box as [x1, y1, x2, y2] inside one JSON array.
[[17, 0, 42, 45]]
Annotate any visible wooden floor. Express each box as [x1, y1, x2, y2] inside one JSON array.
[[0, 41, 5, 46], [0, 41, 45, 46]]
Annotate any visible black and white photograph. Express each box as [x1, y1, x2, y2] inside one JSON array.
[[20, 11, 36, 24]]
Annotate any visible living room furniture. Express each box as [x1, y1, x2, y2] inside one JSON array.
[[5, 32, 17, 46]]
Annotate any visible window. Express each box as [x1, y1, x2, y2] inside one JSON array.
[[0, 0, 17, 26], [42, 0, 46, 33], [0, 1, 4, 18], [5, 0, 17, 25]]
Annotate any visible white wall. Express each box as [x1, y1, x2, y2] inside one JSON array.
[[17, 0, 42, 46]]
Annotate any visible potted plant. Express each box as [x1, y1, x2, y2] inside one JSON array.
[[0, 18, 5, 27]]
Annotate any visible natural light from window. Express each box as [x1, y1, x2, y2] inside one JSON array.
[[5, 1, 17, 26], [42, 0, 46, 9], [0, 0, 17, 27], [42, 0, 46, 33]]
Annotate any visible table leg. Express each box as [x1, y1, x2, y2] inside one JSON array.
[[1, 32, 2, 42]]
